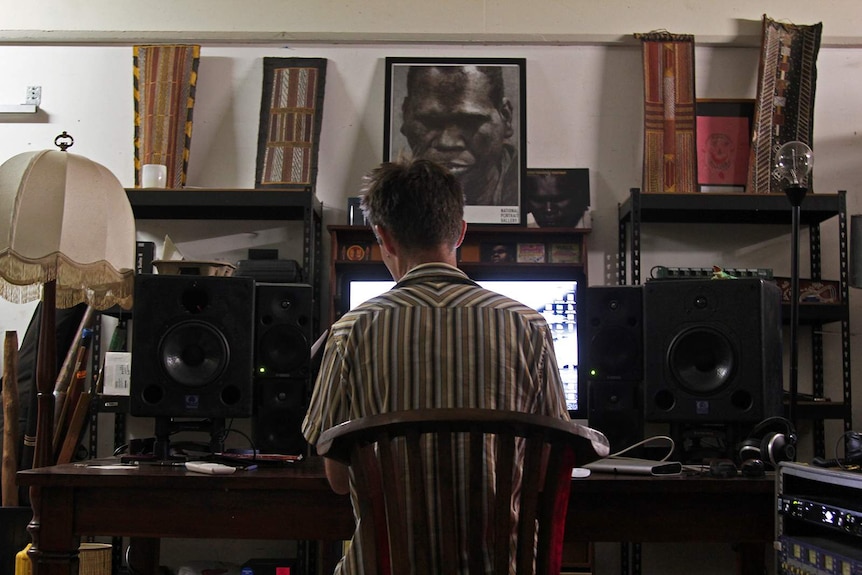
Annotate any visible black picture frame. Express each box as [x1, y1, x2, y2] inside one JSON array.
[[384, 57, 527, 224], [255, 57, 328, 190], [695, 99, 755, 193], [523, 168, 590, 228]]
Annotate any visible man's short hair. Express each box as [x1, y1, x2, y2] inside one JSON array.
[[360, 158, 464, 252]]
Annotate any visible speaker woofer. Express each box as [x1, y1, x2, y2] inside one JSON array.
[[591, 326, 641, 379], [258, 324, 309, 375], [578, 285, 644, 383], [643, 278, 782, 423], [160, 320, 230, 387], [667, 326, 735, 394], [130, 275, 256, 418], [252, 283, 314, 454]]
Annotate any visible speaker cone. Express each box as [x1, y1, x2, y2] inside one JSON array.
[[591, 326, 640, 379], [258, 324, 310, 375], [667, 326, 734, 394], [159, 320, 229, 387]]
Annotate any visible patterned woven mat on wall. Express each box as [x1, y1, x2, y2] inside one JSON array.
[[255, 58, 328, 189], [637, 31, 697, 194], [133, 45, 200, 189], [747, 15, 822, 194]]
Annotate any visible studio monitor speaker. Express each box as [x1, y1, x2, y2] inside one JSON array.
[[587, 380, 643, 454], [578, 285, 643, 383], [254, 378, 309, 455], [578, 285, 644, 451], [254, 283, 313, 378], [252, 283, 314, 454], [130, 275, 256, 419], [643, 278, 782, 423]]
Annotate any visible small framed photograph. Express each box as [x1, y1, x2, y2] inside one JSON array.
[[384, 57, 527, 225], [480, 242, 517, 263], [696, 99, 755, 193], [549, 243, 582, 264], [523, 168, 590, 228], [516, 243, 546, 264]]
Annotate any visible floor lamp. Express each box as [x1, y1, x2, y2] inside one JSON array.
[[775, 141, 814, 430], [0, 133, 136, 469]]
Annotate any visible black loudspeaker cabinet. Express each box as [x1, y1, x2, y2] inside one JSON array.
[[578, 285, 644, 452], [587, 380, 643, 454], [254, 378, 309, 455], [578, 285, 643, 382], [643, 278, 783, 423], [254, 283, 313, 377], [252, 283, 314, 454], [130, 275, 256, 419]]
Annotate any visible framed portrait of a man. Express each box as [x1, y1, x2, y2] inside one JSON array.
[[523, 168, 590, 228], [384, 57, 527, 225]]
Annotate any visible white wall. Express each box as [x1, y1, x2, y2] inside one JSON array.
[[2, 3, 862, 572], [1, 0, 861, 46]]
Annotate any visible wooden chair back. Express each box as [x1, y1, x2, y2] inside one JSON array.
[[316, 408, 603, 575]]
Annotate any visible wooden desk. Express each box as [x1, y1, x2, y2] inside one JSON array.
[[17, 458, 774, 575]]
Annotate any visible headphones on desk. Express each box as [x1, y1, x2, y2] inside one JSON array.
[[737, 416, 798, 466]]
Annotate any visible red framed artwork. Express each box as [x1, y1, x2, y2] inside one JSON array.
[[696, 99, 755, 193]]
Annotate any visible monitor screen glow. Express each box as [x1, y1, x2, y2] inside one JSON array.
[[346, 279, 580, 415]]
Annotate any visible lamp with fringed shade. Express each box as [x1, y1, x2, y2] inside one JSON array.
[[0, 133, 136, 468]]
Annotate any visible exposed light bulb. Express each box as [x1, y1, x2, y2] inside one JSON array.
[[775, 141, 814, 189]]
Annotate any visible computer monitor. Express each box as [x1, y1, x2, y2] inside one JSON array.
[[341, 276, 584, 418]]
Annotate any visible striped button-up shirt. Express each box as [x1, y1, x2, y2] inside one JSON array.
[[302, 262, 570, 574]]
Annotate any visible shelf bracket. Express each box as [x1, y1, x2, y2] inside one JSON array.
[[0, 86, 41, 114]]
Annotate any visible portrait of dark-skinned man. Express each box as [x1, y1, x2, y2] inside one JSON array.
[[524, 169, 590, 228], [399, 65, 519, 207]]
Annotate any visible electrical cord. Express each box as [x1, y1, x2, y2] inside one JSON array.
[[812, 430, 862, 469], [608, 435, 676, 461], [112, 418, 259, 461]]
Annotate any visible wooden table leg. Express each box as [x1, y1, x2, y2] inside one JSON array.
[[26, 486, 79, 575]]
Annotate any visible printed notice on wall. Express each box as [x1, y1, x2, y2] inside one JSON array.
[[103, 351, 132, 396]]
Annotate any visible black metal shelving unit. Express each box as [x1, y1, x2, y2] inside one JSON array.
[[91, 188, 323, 426], [89, 188, 324, 574], [618, 188, 852, 457], [125, 188, 323, 305]]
